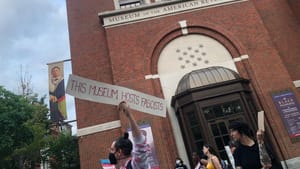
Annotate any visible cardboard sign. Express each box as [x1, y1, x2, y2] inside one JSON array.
[[66, 74, 167, 117], [258, 111, 265, 131]]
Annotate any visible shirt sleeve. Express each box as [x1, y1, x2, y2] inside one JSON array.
[[131, 134, 150, 169], [233, 149, 242, 167]]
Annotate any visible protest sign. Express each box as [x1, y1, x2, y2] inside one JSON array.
[[66, 74, 167, 117], [258, 111, 265, 131]]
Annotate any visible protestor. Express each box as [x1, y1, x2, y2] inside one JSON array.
[[229, 121, 272, 169], [192, 152, 207, 169], [228, 140, 238, 154], [174, 157, 188, 169], [202, 144, 222, 169], [108, 101, 150, 169]]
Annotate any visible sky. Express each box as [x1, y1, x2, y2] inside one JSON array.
[[0, 0, 77, 133]]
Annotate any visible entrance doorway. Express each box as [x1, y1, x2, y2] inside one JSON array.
[[171, 66, 258, 166]]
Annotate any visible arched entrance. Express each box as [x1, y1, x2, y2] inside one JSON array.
[[171, 66, 258, 166]]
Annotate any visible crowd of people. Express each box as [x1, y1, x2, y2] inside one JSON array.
[[106, 101, 278, 169]]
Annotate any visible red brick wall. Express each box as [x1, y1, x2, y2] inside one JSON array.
[[252, 0, 300, 81], [67, 0, 300, 168]]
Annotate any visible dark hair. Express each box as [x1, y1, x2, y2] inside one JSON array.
[[203, 144, 218, 156], [114, 132, 133, 156], [229, 121, 254, 138]]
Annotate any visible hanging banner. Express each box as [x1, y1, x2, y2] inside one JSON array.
[[272, 90, 300, 138], [128, 124, 160, 169], [66, 74, 167, 117], [48, 62, 67, 122]]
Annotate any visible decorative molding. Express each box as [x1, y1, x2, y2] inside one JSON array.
[[233, 57, 242, 62], [145, 74, 160, 79], [178, 20, 188, 35], [241, 54, 249, 59], [99, 0, 247, 27], [233, 54, 249, 62], [77, 120, 121, 137]]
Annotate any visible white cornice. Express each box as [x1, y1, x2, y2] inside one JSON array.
[[99, 0, 248, 27], [77, 120, 121, 137]]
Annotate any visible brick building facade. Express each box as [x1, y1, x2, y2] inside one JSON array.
[[66, 0, 300, 168]]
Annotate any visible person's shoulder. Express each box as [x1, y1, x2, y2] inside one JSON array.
[[211, 155, 219, 161]]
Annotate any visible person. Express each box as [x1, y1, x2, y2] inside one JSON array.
[[192, 152, 206, 169], [108, 101, 150, 169], [202, 144, 222, 169], [227, 140, 239, 169], [229, 121, 272, 169], [174, 157, 188, 169], [49, 66, 67, 122], [228, 140, 238, 154]]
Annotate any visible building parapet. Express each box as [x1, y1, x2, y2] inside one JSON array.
[[99, 0, 247, 27]]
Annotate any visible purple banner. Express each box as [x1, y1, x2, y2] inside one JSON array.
[[272, 91, 300, 138]]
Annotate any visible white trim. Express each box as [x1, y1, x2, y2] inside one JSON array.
[[113, 0, 120, 9], [100, 0, 247, 27], [233, 54, 249, 62], [77, 120, 121, 136], [145, 74, 160, 79], [293, 80, 300, 88], [233, 57, 242, 62], [178, 20, 188, 35], [241, 54, 249, 59]]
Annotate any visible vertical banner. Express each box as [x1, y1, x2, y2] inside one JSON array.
[[128, 124, 160, 169], [272, 90, 300, 138], [48, 62, 67, 122]]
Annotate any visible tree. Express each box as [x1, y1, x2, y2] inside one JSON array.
[[0, 86, 50, 169], [42, 132, 80, 169]]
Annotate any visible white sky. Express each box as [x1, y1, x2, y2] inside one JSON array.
[[0, 0, 77, 134]]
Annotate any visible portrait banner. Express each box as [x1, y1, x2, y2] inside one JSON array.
[[48, 62, 67, 122], [66, 74, 167, 117]]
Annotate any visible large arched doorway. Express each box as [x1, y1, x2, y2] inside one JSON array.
[[156, 33, 241, 166], [171, 66, 258, 166]]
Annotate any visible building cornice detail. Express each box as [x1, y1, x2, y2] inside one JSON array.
[[77, 120, 121, 137], [99, 0, 247, 27]]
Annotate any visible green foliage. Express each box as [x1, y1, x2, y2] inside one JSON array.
[[0, 86, 50, 169], [42, 132, 80, 169]]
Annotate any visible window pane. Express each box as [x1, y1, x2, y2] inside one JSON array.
[[211, 124, 220, 136], [191, 127, 203, 140], [214, 106, 223, 117], [196, 141, 204, 152], [203, 107, 214, 120], [186, 111, 198, 126], [223, 135, 230, 145], [215, 137, 224, 150], [219, 122, 228, 135]]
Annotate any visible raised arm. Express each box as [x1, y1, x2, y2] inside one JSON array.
[[118, 101, 141, 138], [257, 129, 272, 169]]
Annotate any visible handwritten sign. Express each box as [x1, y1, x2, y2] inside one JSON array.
[[258, 111, 265, 131], [66, 74, 167, 117], [272, 91, 300, 138]]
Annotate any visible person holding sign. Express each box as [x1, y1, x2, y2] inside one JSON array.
[[108, 101, 150, 169], [229, 121, 272, 169]]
